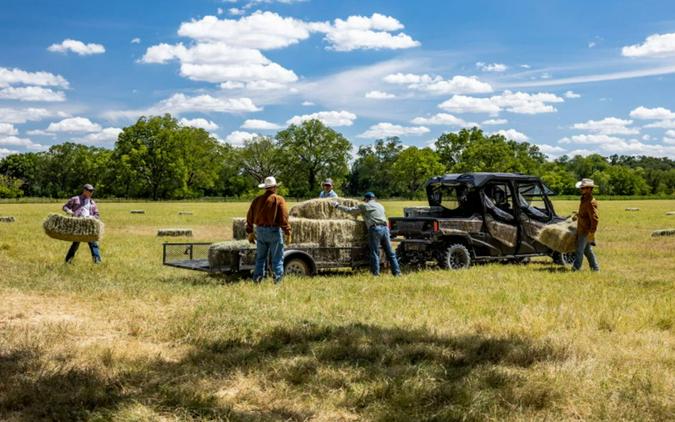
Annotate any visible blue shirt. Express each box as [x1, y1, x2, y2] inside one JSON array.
[[319, 190, 338, 198]]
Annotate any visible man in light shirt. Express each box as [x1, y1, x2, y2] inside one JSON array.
[[63, 184, 101, 264], [319, 178, 338, 198]]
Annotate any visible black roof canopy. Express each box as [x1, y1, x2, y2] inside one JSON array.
[[426, 172, 544, 188]]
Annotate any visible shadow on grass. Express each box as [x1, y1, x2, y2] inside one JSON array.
[[1, 323, 570, 421]]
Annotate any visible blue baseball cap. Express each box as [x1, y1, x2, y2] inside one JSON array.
[[364, 192, 375, 200]]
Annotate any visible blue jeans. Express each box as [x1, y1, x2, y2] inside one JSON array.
[[253, 227, 284, 282], [368, 225, 401, 276], [573, 233, 599, 271], [65, 241, 101, 263]]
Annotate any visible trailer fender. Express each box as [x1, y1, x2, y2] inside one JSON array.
[[283, 249, 317, 275]]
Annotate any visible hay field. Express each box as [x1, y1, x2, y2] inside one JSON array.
[[0, 200, 673, 421]]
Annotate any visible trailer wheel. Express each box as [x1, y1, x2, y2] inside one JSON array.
[[552, 251, 575, 266], [437, 244, 471, 270], [284, 257, 313, 277]]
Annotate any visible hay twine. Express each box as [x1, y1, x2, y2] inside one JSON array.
[[651, 229, 675, 237], [43, 214, 103, 242], [0, 216, 15, 223], [157, 228, 193, 237]]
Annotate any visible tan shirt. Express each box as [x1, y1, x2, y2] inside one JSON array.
[[246, 190, 291, 235], [577, 193, 599, 238]]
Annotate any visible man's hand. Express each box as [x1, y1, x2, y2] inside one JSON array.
[[284, 233, 292, 245], [64, 209, 74, 216], [247, 232, 256, 244], [331, 201, 339, 208]]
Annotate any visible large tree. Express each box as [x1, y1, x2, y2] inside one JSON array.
[[392, 147, 446, 199], [276, 119, 352, 197], [348, 137, 404, 197], [238, 136, 284, 184]]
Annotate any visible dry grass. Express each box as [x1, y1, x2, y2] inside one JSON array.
[[0, 199, 673, 421]]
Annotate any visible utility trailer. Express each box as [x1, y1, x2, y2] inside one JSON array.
[[162, 242, 379, 277]]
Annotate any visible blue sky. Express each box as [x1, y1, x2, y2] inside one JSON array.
[[2, 0, 675, 158]]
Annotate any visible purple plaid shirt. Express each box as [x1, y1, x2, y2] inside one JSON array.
[[63, 195, 100, 219]]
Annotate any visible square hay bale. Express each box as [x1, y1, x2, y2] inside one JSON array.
[[625, 207, 640, 211], [232, 217, 247, 240], [208, 240, 255, 270], [651, 229, 675, 237], [0, 216, 15, 223], [157, 228, 193, 237], [289, 198, 362, 220], [666, 211, 675, 216], [290, 217, 367, 247], [535, 219, 577, 253], [178, 211, 193, 215], [130, 210, 145, 214], [43, 214, 103, 242]]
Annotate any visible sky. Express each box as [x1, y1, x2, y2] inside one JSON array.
[[2, 0, 675, 159]]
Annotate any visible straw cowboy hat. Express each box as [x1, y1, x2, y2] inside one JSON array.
[[575, 178, 595, 189], [258, 176, 280, 189]]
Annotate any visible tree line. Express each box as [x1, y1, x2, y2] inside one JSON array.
[[1, 114, 674, 199]]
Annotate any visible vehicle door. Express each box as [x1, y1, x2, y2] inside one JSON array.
[[515, 181, 554, 253], [481, 180, 518, 255]]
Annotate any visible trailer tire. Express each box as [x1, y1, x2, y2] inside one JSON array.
[[437, 243, 471, 270], [284, 257, 313, 277], [552, 251, 575, 266]]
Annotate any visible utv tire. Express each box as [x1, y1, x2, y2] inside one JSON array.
[[438, 244, 471, 270], [552, 251, 575, 266]]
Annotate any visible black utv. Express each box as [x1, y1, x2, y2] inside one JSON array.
[[389, 173, 574, 269]]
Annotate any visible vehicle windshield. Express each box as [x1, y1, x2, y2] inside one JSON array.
[[428, 184, 469, 210]]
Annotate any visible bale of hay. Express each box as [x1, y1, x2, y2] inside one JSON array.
[[291, 217, 367, 246], [43, 214, 103, 242], [178, 211, 193, 216], [130, 210, 145, 214], [651, 229, 675, 237], [232, 217, 248, 240], [0, 216, 15, 223], [535, 219, 577, 253], [289, 197, 362, 220], [666, 211, 675, 216], [157, 228, 193, 237], [625, 207, 640, 211], [208, 240, 255, 270]]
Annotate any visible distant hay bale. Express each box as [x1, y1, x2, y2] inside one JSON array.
[[178, 211, 193, 216], [157, 228, 193, 237], [43, 214, 103, 242], [232, 217, 247, 240], [651, 229, 675, 237], [666, 211, 675, 216], [208, 240, 255, 270], [535, 219, 577, 253], [130, 210, 145, 214], [0, 216, 15, 223], [290, 198, 362, 220], [625, 207, 640, 211]]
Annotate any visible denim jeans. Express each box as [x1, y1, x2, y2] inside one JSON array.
[[573, 233, 599, 271], [253, 227, 285, 282], [367, 225, 401, 276], [65, 241, 101, 263]]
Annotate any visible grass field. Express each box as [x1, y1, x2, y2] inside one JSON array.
[[0, 199, 673, 421]]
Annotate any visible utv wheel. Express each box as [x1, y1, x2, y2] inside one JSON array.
[[552, 251, 575, 266], [284, 257, 313, 276], [438, 244, 471, 270]]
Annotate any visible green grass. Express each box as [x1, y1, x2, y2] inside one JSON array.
[[0, 200, 673, 421]]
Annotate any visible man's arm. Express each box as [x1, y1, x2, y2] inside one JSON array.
[[589, 200, 599, 233], [63, 197, 76, 215], [278, 197, 291, 235], [335, 203, 363, 216], [246, 198, 257, 233], [91, 201, 100, 219]]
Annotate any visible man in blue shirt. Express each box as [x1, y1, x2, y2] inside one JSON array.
[[319, 178, 338, 198]]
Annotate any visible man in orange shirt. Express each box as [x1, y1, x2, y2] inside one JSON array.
[[573, 178, 600, 272], [246, 176, 291, 283]]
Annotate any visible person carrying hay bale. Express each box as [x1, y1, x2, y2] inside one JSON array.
[[319, 178, 338, 198], [333, 192, 401, 277], [62, 184, 102, 264], [572, 178, 599, 272], [246, 176, 291, 284]]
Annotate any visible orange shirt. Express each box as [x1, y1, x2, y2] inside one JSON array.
[[246, 190, 291, 235], [577, 193, 599, 237]]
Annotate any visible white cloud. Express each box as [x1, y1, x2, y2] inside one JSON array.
[[644, 120, 675, 129], [229, 8, 245, 16], [588, 42, 596, 48], [559, 134, 624, 145], [0, 135, 44, 150], [476, 62, 507, 72], [384, 72, 493, 95], [179, 118, 219, 130], [357, 122, 429, 138], [241, 119, 283, 130], [629, 106, 675, 120], [622, 33, 675, 57], [411, 113, 468, 126], [494, 128, 529, 142], [131, 37, 141, 44], [482, 118, 507, 125], [664, 130, 675, 138], [0, 147, 18, 157], [0, 67, 69, 88], [564, 90, 581, 98], [365, 90, 396, 99], [287, 110, 356, 127], [217, 7, 224, 15], [520, 64, 531, 69], [537, 144, 566, 157], [225, 130, 258, 146], [0, 123, 18, 136], [76, 127, 123, 145], [439, 90, 563, 115], [26, 129, 56, 137], [663, 137, 675, 145], [47, 39, 105, 55], [0, 107, 67, 124], [301, 101, 315, 106], [321, 13, 420, 52], [572, 117, 639, 135], [438, 95, 501, 114], [47, 117, 102, 133], [0, 86, 66, 102], [104, 93, 261, 120]]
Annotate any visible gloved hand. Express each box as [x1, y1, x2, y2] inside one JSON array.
[[331, 201, 339, 208], [284, 233, 292, 245], [247, 232, 256, 244]]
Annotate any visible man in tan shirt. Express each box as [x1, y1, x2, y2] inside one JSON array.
[[246, 176, 291, 283], [573, 178, 600, 272]]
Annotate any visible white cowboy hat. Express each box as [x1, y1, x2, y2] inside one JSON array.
[[575, 178, 595, 189], [258, 176, 280, 189]]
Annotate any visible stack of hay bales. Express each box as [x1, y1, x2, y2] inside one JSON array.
[[43, 214, 103, 242], [535, 217, 577, 253], [232, 198, 368, 247], [0, 216, 15, 223], [157, 229, 193, 237]]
